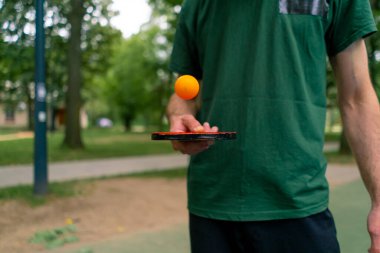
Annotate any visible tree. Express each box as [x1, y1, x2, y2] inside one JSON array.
[[63, 0, 85, 148], [0, 0, 35, 129], [104, 29, 158, 131], [0, 0, 120, 146]]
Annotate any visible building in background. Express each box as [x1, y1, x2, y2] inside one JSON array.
[[0, 103, 28, 127]]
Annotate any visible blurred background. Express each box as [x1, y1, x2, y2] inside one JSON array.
[[0, 0, 379, 253]]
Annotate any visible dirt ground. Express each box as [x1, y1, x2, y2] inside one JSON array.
[[0, 178, 187, 253], [0, 165, 360, 253]]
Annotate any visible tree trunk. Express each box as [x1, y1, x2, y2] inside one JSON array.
[[63, 0, 84, 148], [123, 113, 133, 132], [24, 83, 34, 130], [339, 129, 351, 154], [50, 105, 56, 132]]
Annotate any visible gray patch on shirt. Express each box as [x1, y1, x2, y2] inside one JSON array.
[[279, 0, 329, 17]]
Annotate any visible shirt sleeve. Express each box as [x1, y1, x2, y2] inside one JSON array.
[[169, 0, 203, 79], [325, 0, 377, 56]]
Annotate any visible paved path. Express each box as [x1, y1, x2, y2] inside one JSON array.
[[325, 163, 361, 187], [0, 152, 360, 189], [0, 154, 189, 188], [0, 131, 33, 142]]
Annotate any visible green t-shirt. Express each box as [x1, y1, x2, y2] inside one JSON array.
[[170, 0, 376, 221]]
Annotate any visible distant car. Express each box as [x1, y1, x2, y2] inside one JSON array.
[[97, 118, 113, 128]]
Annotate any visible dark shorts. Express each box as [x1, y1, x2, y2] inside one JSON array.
[[189, 209, 340, 253]]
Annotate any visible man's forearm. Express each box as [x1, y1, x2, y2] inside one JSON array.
[[340, 94, 380, 205], [330, 39, 380, 205]]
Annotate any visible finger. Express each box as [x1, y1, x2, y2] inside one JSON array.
[[369, 239, 380, 253], [172, 141, 210, 155], [203, 122, 211, 131], [171, 141, 181, 151], [187, 145, 210, 155], [182, 115, 204, 132], [368, 233, 380, 253], [368, 248, 380, 253], [210, 126, 219, 132], [170, 116, 187, 132], [171, 128, 185, 133]]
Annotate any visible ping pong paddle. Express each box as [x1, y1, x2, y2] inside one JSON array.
[[151, 132, 237, 141]]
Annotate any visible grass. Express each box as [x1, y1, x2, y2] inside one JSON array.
[[325, 151, 356, 164], [0, 180, 89, 206], [125, 168, 187, 179], [29, 224, 79, 249], [0, 127, 174, 166], [0, 168, 187, 206], [324, 131, 341, 142], [0, 126, 27, 135]]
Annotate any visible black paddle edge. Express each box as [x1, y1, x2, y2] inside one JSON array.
[[151, 132, 237, 141]]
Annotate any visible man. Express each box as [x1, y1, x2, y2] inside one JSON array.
[[166, 0, 380, 252]]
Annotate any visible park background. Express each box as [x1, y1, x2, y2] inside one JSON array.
[[0, 0, 379, 252]]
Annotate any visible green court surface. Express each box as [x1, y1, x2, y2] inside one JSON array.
[[46, 224, 190, 253], [330, 180, 371, 253], [48, 180, 370, 253]]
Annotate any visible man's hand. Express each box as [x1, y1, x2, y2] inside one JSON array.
[[169, 114, 218, 155], [368, 206, 380, 253]]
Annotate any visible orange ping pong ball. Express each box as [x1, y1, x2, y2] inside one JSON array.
[[174, 75, 200, 100]]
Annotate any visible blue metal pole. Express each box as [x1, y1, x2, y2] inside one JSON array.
[[34, 0, 48, 196]]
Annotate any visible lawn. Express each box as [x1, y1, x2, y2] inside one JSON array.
[[325, 151, 356, 164], [0, 127, 174, 166], [0, 126, 26, 135]]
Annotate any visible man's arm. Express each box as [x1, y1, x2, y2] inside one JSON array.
[[166, 91, 218, 155], [330, 39, 380, 253]]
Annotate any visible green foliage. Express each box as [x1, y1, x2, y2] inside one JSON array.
[[148, 0, 182, 33], [367, 2, 380, 98], [324, 131, 341, 142], [76, 248, 94, 253], [149, 0, 183, 7], [0, 0, 122, 132], [101, 25, 174, 130], [29, 224, 79, 249], [89, 0, 186, 131]]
